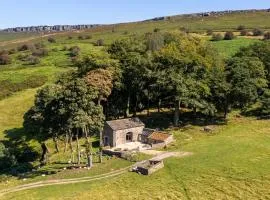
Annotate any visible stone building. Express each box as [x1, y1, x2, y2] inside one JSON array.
[[102, 118, 145, 147], [103, 118, 174, 148]]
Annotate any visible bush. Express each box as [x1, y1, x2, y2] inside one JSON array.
[[69, 46, 80, 57], [68, 35, 73, 40], [253, 28, 264, 36], [62, 46, 68, 51], [85, 35, 92, 39], [95, 39, 104, 46], [0, 75, 47, 100], [224, 31, 235, 40], [34, 42, 45, 49], [211, 33, 223, 41], [26, 55, 40, 65], [237, 25, 246, 31], [0, 54, 11, 65], [32, 48, 48, 57], [240, 30, 248, 36], [264, 32, 270, 40], [48, 37, 56, 43], [78, 35, 84, 40], [154, 28, 160, 33], [8, 48, 16, 54], [17, 53, 28, 61], [206, 29, 213, 36], [17, 44, 35, 51]]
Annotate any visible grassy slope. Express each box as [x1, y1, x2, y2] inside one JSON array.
[[0, 10, 269, 200], [0, 89, 36, 140], [2, 114, 270, 199]]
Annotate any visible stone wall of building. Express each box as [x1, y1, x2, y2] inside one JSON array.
[[114, 126, 144, 146]]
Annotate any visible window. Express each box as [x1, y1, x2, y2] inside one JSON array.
[[126, 132, 133, 142]]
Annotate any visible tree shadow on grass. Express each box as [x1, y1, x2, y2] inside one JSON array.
[[139, 110, 227, 130], [1, 128, 39, 177]]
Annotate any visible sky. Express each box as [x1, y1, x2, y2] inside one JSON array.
[[0, 0, 269, 29]]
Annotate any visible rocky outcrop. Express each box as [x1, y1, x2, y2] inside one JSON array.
[[2, 24, 101, 33]]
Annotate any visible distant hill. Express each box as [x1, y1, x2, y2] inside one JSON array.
[[1, 8, 270, 33]]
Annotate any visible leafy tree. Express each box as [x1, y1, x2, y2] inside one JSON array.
[[260, 89, 270, 115], [154, 32, 220, 125], [225, 57, 267, 113], [24, 78, 104, 166], [235, 42, 270, 83]]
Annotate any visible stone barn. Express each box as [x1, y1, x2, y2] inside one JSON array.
[[102, 118, 145, 147]]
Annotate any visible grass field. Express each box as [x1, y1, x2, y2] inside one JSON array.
[[211, 37, 258, 58], [0, 9, 269, 200], [1, 113, 270, 199]]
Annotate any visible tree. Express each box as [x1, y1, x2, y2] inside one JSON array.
[[24, 78, 104, 166], [260, 89, 270, 115], [225, 57, 267, 113], [154, 32, 220, 125]]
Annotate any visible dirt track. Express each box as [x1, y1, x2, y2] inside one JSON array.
[[0, 151, 192, 197]]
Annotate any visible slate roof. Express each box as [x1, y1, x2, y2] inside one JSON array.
[[148, 131, 171, 141], [106, 118, 144, 131]]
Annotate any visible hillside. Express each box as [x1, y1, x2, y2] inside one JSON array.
[[0, 8, 270, 200]]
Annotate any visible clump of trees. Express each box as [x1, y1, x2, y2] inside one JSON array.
[[23, 32, 270, 169]]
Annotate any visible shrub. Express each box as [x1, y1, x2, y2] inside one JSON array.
[[0, 54, 11, 65], [17, 53, 28, 61], [211, 33, 223, 41], [68, 35, 73, 40], [26, 55, 40, 65], [48, 37, 56, 43], [206, 29, 213, 36], [17, 44, 35, 51], [69, 46, 80, 57], [85, 35, 92, 39], [264, 32, 270, 40], [237, 25, 246, 30], [123, 31, 129, 35], [179, 27, 190, 33], [8, 48, 16, 54], [0, 75, 47, 100], [62, 46, 68, 51], [154, 28, 160, 33], [95, 39, 104, 46], [253, 28, 264, 36], [78, 35, 84, 40], [32, 48, 48, 57], [224, 31, 235, 40], [34, 42, 45, 49], [240, 30, 248, 36]]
